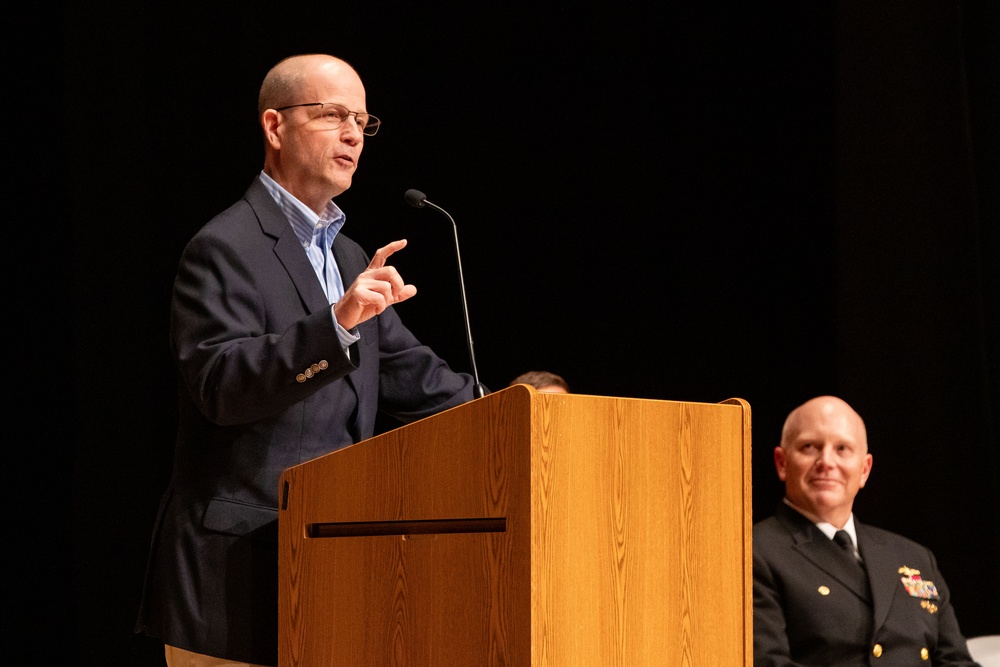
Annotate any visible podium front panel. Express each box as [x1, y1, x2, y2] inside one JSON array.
[[279, 388, 751, 666]]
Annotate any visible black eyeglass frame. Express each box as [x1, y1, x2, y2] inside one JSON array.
[[274, 102, 381, 136]]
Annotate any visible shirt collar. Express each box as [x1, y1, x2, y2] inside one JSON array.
[[783, 497, 859, 547], [258, 171, 346, 248]]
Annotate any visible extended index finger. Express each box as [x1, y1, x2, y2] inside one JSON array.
[[368, 239, 408, 269]]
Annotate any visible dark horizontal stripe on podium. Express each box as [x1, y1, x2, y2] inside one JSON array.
[[307, 517, 507, 538]]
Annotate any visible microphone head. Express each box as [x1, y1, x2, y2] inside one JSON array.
[[403, 189, 427, 208]]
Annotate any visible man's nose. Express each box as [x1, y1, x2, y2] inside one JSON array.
[[815, 445, 836, 467], [340, 119, 364, 143]]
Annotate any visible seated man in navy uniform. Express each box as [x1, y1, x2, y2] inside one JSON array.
[[753, 395, 981, 666]]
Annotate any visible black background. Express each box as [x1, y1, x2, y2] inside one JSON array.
[[11, 1, 998, 663]]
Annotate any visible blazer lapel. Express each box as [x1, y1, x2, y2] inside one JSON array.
[[244, 179, 330, 315], [857, 522, 897, 630], [777, 504, 873, 602], [244, 178, 367, 440], [331, 235, 367, 288], [331, 235, 369, 426]]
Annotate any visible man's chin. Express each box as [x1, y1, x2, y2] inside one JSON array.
[[328, 178, 353, 198], [806, 491, 845, 510]]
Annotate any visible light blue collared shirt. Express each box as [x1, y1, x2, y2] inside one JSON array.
[[259, 171, 359, 348]]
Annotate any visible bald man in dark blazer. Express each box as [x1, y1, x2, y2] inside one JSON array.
[[753, 396, 980, 666], [135, 55, 478, 666]]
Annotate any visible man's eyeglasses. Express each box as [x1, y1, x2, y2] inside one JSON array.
[[274, 102, 381, 136]]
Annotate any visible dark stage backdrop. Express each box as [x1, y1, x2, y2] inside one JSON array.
[[13, 1, 996, 664]]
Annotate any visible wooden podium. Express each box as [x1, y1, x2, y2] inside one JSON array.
[[278, 386, 752, 666]]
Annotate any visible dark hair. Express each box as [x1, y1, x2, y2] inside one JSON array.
[[508, 370, 569, 392]]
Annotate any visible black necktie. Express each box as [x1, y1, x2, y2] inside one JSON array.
[[832, 530, 871, 602], [833, 530, 853, 551], [833, 530, 863, 566]]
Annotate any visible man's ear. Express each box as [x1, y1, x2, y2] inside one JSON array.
[[774, 446, 787, 481], [859, 453, 873, 488], [261, 109, 282, 149]]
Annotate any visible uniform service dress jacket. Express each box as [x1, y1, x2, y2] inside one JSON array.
[[753, 502, 980, 666]]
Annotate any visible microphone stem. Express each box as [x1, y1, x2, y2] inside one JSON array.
[[422, 200, 486, 398]]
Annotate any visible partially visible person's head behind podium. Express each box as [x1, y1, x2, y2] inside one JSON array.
[[509, 371, 569, 394]]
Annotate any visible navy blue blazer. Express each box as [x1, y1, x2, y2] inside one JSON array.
[[753, 502, 980, 666], [135, 178, 477, 664]]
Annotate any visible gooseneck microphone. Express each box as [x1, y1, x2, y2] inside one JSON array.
[[404, 189, 487, 399]]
